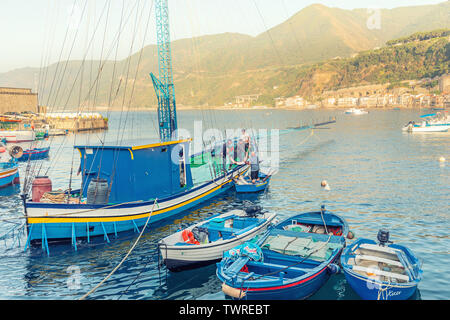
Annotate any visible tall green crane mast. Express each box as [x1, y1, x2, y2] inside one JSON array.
[[150, 0, 178, 142]]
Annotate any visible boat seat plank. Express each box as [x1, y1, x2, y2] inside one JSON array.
[[351, 265, 410, 281], [359, 243, 398, 255], [247, 260, 309, 274], [356, 255, 403, 268]]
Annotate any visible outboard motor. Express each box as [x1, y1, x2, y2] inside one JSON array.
[[377, 229, 393, 247], [192, 227, 209, 244], [244, 205, 263, 217]]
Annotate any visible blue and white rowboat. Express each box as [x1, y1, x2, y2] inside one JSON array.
[[341, 233, 422, 300], [217, 207, 348, 300], [158, 207, 276, 272]]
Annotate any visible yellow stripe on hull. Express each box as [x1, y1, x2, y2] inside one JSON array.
[[27, 170, 244, 224]]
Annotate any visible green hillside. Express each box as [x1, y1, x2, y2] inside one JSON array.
[[0, 2, 449, 108]]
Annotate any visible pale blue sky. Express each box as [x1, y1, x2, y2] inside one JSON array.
[[0, 0, 445, 72]]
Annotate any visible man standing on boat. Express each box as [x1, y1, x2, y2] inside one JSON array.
[[248, 151, 260, 183]]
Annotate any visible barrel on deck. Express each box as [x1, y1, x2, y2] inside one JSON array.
[[32, 176, 52, 202]]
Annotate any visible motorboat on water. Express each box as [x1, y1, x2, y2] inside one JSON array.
[[341, 229, 422, 300], [402, 112, 450, 132], [345, 108, 369, 115]]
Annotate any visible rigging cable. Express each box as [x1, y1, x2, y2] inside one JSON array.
[[79, 199, 158, 300]]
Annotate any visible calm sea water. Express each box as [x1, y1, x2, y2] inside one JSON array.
[[0, 109, 448, 300]]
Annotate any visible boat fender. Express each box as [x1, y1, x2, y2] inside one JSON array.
[[347, 231, 355, 239], [327, 263, 340, 275], [182, 230, 200, 245], [222, 283, 246, 299]]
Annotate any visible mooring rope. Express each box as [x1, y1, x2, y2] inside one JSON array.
[[79, 199, 158, 300]]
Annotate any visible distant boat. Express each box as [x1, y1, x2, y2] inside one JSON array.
[[48, 129, 68, 136], [345, 108, 368, 115], [340, 230, 422, 300], [217, 206, 349, 300], [158, 206, 276, 272], [402, 112, 450, 132]]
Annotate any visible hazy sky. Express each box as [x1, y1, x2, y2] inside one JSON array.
[[0, 0, 445, 72]]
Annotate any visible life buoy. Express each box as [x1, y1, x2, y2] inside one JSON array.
[[182, 230, 200, 245]]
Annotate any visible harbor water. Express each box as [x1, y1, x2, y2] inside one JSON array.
[[0, 109, 448, 300]]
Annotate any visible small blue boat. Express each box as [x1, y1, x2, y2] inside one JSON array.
[[217, 206, 349, 300], [234, 173, 271, 193], [340, 230, 422, 300], [0, 162, 20, 188], [17, 147, 50, 162]]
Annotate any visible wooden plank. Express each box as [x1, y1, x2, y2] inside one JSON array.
[[356, 254, 403, 268], [352, 265, 410, 281], [359, 243, 399, 255]]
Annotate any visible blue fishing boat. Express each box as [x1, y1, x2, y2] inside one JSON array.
[[0, 162, 20, 188], [341, 230, 422, 300], [217, 206, 349, 300], [0, 143, 21, 188], [17, 147, 50, 162], [234, 173, 271, 193], [21, 0, 251, 254]]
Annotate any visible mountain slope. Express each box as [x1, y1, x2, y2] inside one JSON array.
[[0, 2, 449, 108]]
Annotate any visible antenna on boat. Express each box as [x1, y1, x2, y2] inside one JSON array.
[[150, 0, 178, 142]]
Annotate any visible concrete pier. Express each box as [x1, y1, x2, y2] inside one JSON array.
[[44, 113, 108, 132]]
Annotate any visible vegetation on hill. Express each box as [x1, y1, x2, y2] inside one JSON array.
[[0, 2, 449, 108]]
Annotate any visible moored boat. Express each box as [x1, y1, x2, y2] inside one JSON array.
[[340, 230, 422, 300], [234, 173, 271, 193], [345, 108, 369, 115], [21, 0, 253, 254], [0, 162, 20, 188], [0, 143, 22, 188], [402, 112, 450, 132], [158, 206, 276, 271], [17, 147, 50, 162], [217, 206, 349, 300], [0, 130, 36, 143]]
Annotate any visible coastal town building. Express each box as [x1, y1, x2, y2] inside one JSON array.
[[234, 94, 261, 108], [275, 95, 308, 108]]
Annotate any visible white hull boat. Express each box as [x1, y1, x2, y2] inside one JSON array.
[[403, 112, 450, 132], [345, 108, 368, 115], [0, 130, 36, 143], [158, 207, 277, 271]]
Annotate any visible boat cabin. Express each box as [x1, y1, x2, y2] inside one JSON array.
[[75, 139, 193, 204]]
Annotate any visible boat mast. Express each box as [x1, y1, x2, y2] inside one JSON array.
[[150, 0, 178, 142]]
